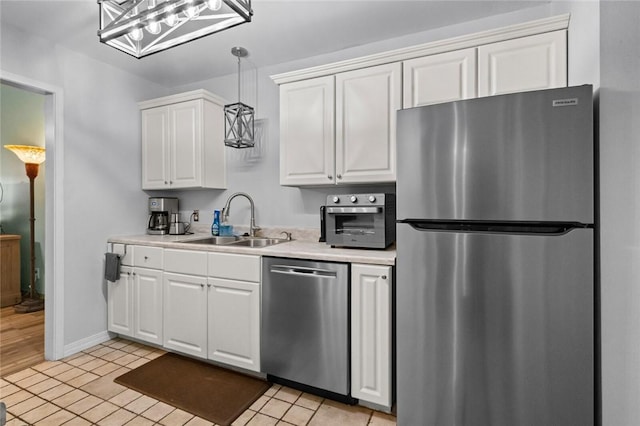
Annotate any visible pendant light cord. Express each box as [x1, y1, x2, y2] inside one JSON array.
[[237, 55, 242, 103]]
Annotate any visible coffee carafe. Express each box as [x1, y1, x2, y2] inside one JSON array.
[[147, 197, 179, 235], [169, 213, 186, 235]]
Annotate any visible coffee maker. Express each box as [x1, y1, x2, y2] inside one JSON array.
[[147, 197, 179, 235]]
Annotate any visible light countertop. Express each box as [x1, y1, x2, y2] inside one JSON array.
[[108, 233, 396, 266]]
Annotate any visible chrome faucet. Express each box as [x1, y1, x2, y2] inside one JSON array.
[[221, 192, 261, 237]]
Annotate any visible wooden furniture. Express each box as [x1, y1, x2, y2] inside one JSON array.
[[0, 235, 22, 308]]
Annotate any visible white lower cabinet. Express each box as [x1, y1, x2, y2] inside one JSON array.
[[351, 263, 393, 408], [163, 272, 208, 358], [207, 278, 260, 371], [107, 265, 134, 336], [207, 252, 261, 372], [133, 268, 163, 345], [108, 245, 163, 345], [160, 249, 261, 372]]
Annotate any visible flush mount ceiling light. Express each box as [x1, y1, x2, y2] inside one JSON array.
[[224, 47, 255, 149], [98, 0, 252, 58]]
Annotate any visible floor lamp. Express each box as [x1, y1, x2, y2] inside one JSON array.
[[4, 144, 45, 313]]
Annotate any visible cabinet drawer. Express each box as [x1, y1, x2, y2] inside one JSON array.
[[165, 249, 207, 276], [112, 243, 134, 266], [208, 253, 260, 282], [133, 246, 163, 269]]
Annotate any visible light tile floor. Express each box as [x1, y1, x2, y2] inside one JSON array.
[[1, 338, 397, 425]]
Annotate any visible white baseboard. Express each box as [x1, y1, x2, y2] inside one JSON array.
[[62, 330, 113, 358]]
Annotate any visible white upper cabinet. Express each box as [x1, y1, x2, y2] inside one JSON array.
[[478, 30, 567, 97], [279, 76, 335, 186], [280, 64, 401, 186], [140, 90, 227, 190], [273, 15, 570, 187], [336, 63, 401, 184], [141, 107, 169, 189], [403, 48, 477, 108]]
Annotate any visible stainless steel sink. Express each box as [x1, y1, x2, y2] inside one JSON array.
[[181, 236, 290, 248], [182, 236, 239, 245], [226, 237, 289, 248]]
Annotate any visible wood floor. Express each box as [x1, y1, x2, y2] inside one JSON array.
[[0, 305, 44, 377]]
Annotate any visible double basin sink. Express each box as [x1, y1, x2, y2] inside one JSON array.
[[182, 235, 290, 248]]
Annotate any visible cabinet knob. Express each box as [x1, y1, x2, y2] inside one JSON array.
[[207, 283, 212, 288], [381, 275, 387, 280], [337, 174, 342, 180], [200, 284, 204, 288], [164, 181, 168, 184], [144, 256, 148, 260], [328, 175, 332, 180]]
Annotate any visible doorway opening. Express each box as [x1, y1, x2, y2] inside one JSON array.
[[0, 71, 65, 372]]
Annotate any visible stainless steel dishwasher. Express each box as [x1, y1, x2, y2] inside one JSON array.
[[261, 257, 353, 403]]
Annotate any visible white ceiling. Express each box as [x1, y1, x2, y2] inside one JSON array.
[[0, 0, 545, 87]]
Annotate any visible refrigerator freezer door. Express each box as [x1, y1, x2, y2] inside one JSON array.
[[396, 224, 594, 426], [397, 85, 594, 224]]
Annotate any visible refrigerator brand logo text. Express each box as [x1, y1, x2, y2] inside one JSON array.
[[552, 98, 579, 107]]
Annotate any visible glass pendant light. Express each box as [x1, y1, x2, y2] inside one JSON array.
[[224, 47, 255, 148]]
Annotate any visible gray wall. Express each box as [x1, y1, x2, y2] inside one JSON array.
[[0, 84, 46, 295], [600, 2, 640, 425], [0, 23, 166, 346]]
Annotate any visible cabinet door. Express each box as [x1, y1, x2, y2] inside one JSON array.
[[170, 100, 202, 188], [478, 30, 567, 97], [351, 264, 392, 407], [163, 272, 207, 358], [336, 63, 401, 184], [207, 278, 260, 372], [279, 76, 335, 186], [403, 48, 477, 108], [133, 268, 163, 345], [141, 107, 170, 189], [107, 266, 133, 337]]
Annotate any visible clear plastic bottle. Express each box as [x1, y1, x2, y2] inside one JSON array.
[[211, 210, 220, 236]]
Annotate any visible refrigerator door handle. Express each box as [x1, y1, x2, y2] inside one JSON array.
[[399, 220, 592, 235]]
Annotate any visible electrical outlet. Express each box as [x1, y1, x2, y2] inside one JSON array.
[[35, 268, 40, 281], [193, 210, 199, 222]]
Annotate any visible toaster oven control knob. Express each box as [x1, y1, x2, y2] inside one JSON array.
[[368, 195, 376, 203], [332, 196, 340, 204], [350, 195, 358, 203]]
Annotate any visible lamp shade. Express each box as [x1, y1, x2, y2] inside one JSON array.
[[4, 145, 46, 164]]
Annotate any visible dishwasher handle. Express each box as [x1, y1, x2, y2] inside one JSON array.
[[270, 265, 337, 278]]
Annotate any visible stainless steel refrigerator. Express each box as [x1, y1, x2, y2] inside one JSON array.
[[396, 85, 596, 426]]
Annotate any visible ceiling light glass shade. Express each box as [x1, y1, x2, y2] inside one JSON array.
[[206, 0, 223, 11], [98, 0, 252, 59], [4, 145, 46, 164]]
